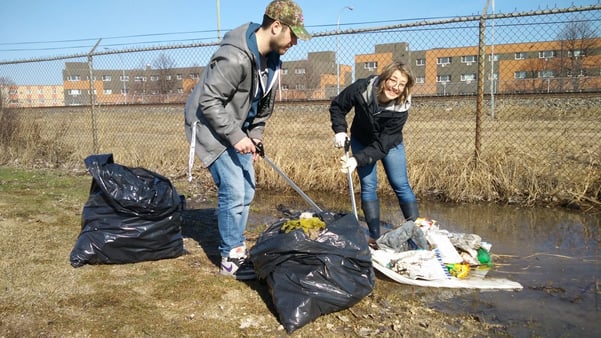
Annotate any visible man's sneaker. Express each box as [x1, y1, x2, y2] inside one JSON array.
[[220, 256, 256, 280], [219, 246, 256, 280]]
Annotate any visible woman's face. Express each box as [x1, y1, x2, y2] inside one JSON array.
[[380, 70, 408, 103]]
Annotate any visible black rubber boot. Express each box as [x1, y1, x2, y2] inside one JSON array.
[[361, 199, 380, 239], [400, 201, 420, 221]]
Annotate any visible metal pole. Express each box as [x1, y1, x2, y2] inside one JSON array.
[[475, 1, 490, 166], [88, 39, 101, 154], [344, 138, 358, 220], [122, 67, 127, 104], [216, 0, 221, 42], [336, 6, 353, 95], [261, 155, 323, 212], [490, 0, 495, 119]]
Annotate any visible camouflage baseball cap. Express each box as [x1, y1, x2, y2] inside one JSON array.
[[265, 0, 311, 40]]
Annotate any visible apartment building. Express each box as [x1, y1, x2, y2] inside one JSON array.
[[4, 84, 64, 108], [279, 51, 352, 100], [54, 36, 601, 106], [62, 62, 204, 106], [357, 38, 601, 96]]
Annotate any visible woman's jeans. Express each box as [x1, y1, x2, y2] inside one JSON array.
[[208, 147, 255, 257], [351, 138, 416, 205]]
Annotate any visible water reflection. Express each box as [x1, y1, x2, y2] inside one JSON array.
[[251, 190, 601, 337]]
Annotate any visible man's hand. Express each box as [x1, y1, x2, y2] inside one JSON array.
[[340, 156, 357, 174], [234, 137, 256, 155], [334, 132, 347, 148]]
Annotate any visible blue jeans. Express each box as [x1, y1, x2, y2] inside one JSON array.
[[208, 147, 255, 257], [351, 137, 416, 205]]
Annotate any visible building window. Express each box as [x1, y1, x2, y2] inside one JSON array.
[[68, 89, 81, 95], [437, 57, 451, 65], [294, 68, 306, 74], [281, 84, 289, 90], [363, 62, 377, 71], [415, 76, 425, 84], [415, 59, 425, 66], [295, 84, 305, 90], [165, 75, 172, 81], [177, 88, 183, 94], [104, 89, 112, 94], [436, 75, 451, 82], [189, 73, 200, 79], [515, 52, 526, 60], [176, 74, 183, 80], [538, 50, 556, 59], [121, 88, 128, 94], [461, 74, 476, 82], [514, 71, 527, 79], [120, 75, 129, 81], [488, 55, 499, 61], [282, 68, 288, 75], [538, 70, 554, 78], [102, 75, 112, 81], [134, 76, 146, 82], [568, 50, 585, 58], [150, 75, 159, 81], [67, 75, 81, 81], [461, 55, 477, 64]]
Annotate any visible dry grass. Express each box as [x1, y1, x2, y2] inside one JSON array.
[[1, 98, 599, 211]]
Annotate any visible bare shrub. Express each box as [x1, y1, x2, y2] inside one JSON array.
[[0, 109, 75, 167]]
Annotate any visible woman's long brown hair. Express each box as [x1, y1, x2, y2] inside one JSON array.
[[376, 61, 415, 105]]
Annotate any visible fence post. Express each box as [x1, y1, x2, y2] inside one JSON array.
[[87, 39, 102, 154], [475, 1, 489, 166]]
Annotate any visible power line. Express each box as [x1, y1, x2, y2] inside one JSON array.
[[0, 29, 222, 47]]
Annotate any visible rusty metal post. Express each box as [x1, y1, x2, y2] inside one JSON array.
[[87, 39, 101, 154], [475, 1, 490, 166]]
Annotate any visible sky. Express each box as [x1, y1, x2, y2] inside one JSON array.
[[1, 0, 599, 62]]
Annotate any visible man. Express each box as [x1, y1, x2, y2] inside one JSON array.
[[184, 0, 311, 280]]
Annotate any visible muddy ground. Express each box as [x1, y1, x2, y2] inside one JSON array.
[[180, 200, 516, 337]]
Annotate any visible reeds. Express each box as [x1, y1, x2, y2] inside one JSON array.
[[1, 100, 599, 210]]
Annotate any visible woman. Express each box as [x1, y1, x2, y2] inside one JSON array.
[[330, 60, 419, 243]]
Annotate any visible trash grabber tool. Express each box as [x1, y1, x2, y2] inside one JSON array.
[[254, 141, 323, 213], [344, 138, 359, 220]]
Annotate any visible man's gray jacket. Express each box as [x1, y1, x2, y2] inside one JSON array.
[[184, 22, 280, 168]]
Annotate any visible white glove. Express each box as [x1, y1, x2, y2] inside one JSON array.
[[340, 156, 357, 174], [334, 132, 348, 148]]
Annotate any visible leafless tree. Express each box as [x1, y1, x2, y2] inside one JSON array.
[[0, 76, 16, 109], [552, 18, 598, 92], [151, 53, 177, 103]]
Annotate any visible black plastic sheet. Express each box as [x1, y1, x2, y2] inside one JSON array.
[[249, 212, 375, 333], [69, 154, 185, 267]]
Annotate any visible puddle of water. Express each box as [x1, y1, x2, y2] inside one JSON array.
[[247, 190, 601, 337], [410, 200, 601, 337]]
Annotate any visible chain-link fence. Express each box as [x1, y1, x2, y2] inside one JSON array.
[[1, 5, 600, 208]]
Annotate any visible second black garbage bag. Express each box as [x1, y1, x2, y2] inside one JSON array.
[[69, 153, 185, 268], [249, 212, 375, 333]]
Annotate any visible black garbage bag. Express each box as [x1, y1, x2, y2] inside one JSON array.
[[69, 154, 185, 267], [249, 212, 375, 333]]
